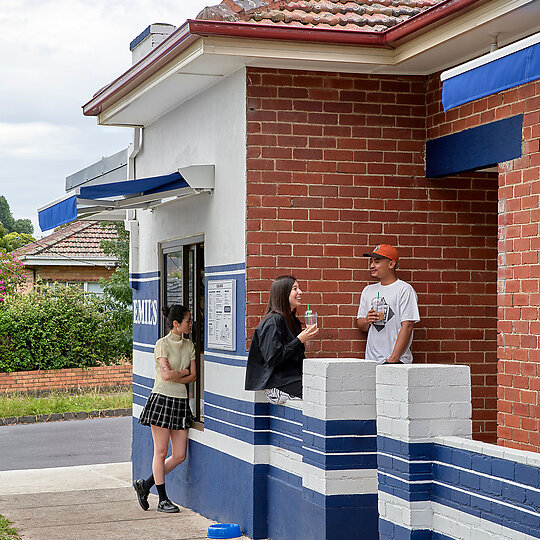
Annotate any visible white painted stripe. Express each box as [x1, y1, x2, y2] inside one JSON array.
[[433, 480, 540, 517], [206, 402, 302, 427], [431, 501, 539, 540], [303, 462, 378, 495], [303, 430, 374, 439], [379, 471, 431, 485], [206, 269, 245, 277], [204, 351, 248, 361], [130, 276, 160, 283], [205, 414, 303, 443], [378, 451, 431, 465], [133, 403, 143, 419], [378, 490, 432, 529], [303, 446, 377, 457], [133, 341, 154, 349], [441, 31, 540, 81], [432, 460, 540, 494]]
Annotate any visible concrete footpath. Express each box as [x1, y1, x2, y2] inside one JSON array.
[[0, 462, 240, 540]]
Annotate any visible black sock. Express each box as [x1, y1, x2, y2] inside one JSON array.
[[143, 474, 155, 491], [156, 483, 168, 502]]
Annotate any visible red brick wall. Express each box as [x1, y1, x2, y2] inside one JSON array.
[[427, 75, 540, 452], [21, 265, 113, 292], [0, 365, 132, 394], [245, 68, 498, 443]]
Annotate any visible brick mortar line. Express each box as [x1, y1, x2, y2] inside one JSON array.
[[0, 408, 132, 426]]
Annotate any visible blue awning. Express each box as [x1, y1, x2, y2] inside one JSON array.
[[38, 167, 214, 232], [442, 32, 540, 112]]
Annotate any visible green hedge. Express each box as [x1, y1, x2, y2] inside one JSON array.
[[0, 285, 132, 372]]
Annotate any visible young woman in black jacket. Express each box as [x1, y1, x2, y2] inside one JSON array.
[[245, 275, 319, 404]]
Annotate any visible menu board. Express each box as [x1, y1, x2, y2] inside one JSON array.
[[207, 279, 236, 351]]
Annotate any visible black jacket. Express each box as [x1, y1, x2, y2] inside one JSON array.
[[245, 312, 305, 391]]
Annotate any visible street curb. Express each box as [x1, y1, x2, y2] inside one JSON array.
[[0, 408, 132, 426]]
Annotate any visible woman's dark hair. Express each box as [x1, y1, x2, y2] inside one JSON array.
[[162, 304, 190, 332], [265, 275, 300, 335]]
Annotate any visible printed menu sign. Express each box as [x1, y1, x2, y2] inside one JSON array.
[[207, 279, 236, 351]]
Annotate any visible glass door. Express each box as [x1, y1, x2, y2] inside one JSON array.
[[162, 237, 204, 422]]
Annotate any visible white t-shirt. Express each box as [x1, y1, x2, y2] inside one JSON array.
[[357, 279, 420, 364]]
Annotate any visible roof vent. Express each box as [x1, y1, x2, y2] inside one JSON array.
[[130, 23, 176, 64]]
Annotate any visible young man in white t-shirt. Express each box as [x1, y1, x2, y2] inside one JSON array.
[[356, 244, 420, 364]]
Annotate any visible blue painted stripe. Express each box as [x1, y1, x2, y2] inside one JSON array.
[[267, 464, 303, 489], [378, 436, 433, 461], [133, 373, 154, 388], [432, 481, 540, 538], [305, 417, 376, 437], [204, 391, 268, 416], [305, 433, 377, 454], [204, 415, 268, 446], [426, 115, 522, 177], [305, 489, 378, 509], [133, 343, 154, 353], [129, 271, 160, 279], [205, 262, 245, 274], [133, 393, 147, 407], [303, 448, 377, 471], [379, 519, 436, 540], [442, 42, 540, 111], [133, 382, 151, 398], [378, 472, 431, 502], [204, 403, 266, 431]]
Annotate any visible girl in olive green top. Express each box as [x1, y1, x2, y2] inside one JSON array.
[[134, 304, 197, 514]]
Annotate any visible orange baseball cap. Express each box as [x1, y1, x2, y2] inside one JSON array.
[[363, 244, 399, 263]]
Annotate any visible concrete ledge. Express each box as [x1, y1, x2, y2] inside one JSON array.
[[0, 408, 132, 426]]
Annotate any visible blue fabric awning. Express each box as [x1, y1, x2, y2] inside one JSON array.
[[38, 169, 212, 232], [442, 33, 540, 112]]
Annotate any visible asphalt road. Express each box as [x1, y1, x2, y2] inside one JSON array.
[[0, 416, 132, 471]]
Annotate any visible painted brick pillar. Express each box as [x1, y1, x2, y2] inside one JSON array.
[[376, 364, 472, 539], [302, 358, 379, 540]]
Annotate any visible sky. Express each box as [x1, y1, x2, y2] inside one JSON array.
[[0, 0, 213, 236]]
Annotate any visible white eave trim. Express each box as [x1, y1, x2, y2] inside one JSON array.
[[20, 256, 118, 267]]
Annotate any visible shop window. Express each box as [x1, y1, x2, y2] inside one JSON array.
[[161, 237, 204, 424]]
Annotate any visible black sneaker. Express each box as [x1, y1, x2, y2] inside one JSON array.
[[133, 479, 149, 511], [157, 499, 180, 513]]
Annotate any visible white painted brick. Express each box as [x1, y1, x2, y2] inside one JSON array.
[[427, 386, 471, 402], [450, 402, 472, 419], [406, 402, 453, 419], [402, 502, 432, 529], [376, 416, 393, 436], [375, 364, 407, 385], [405, 365, 470, 388]]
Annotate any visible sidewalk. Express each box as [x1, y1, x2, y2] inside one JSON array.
[[0, 463, 231, 540]]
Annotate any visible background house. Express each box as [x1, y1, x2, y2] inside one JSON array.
[[14, 221, 118, 293]]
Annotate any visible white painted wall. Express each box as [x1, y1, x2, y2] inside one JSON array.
[[132, 67, 247, 272]]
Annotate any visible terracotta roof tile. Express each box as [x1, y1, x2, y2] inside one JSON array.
[[13, 221, 118, 261], [197, 0, 445, 31]]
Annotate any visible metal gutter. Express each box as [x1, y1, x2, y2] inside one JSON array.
[[82, 0, 489, 118]]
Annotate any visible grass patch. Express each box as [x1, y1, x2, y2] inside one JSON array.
[[0, 388, 132, 419], [0, 514, 20, 539]]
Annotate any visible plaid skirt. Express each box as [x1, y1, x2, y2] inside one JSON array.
[[139, 393, 194, 430]]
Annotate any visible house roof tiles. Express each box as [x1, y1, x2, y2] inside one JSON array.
[[14, 221, 118, 261], [197, 0, 445, 31]]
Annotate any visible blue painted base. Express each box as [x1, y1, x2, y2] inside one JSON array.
[[133, 419, 379, 540]]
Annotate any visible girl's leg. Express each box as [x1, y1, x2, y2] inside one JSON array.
[[150, 425, 171, 485], [163, 428, 188, 475]]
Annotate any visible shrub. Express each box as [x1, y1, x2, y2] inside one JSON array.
[[0, 284, 131, 372]]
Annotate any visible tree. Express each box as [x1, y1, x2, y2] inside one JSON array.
[[99, 222, 131, 307], [0, 197, 15, 232], [99, 222, 132, 355], [13, 219, 33, 235], [0, 196, 34, 235], [0, 232, 34, 252]]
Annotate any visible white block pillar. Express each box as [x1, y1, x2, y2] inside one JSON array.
[[301, 358, 379, 540], [376, 364, 472, 540]]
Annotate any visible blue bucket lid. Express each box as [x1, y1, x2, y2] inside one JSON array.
[[207, 523, 241, 539]]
